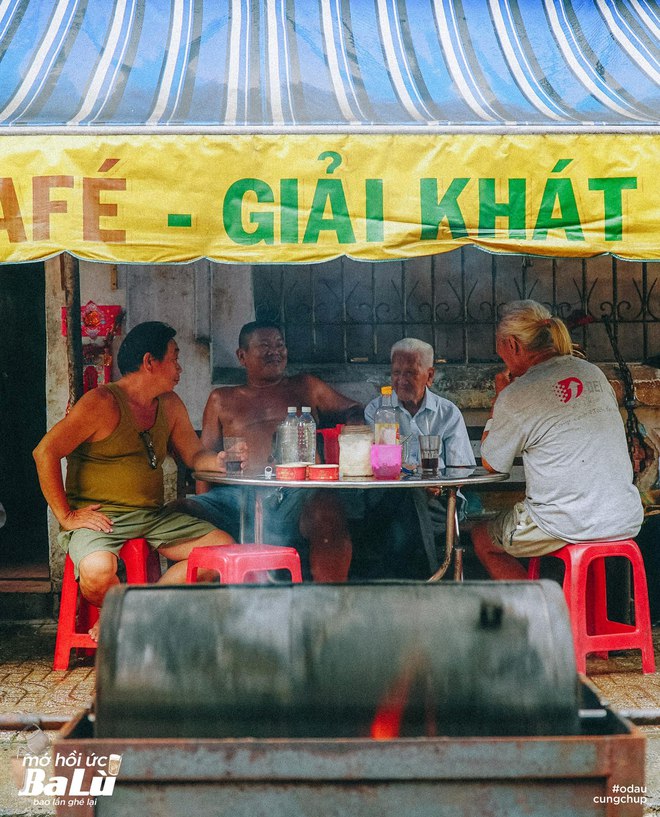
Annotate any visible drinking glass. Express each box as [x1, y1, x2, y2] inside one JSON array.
[[370, 444, 402, 479], [419, 435, 440, 475], [223, 436, 246, 473]]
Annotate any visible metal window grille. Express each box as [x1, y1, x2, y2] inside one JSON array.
[[253, 248, 660, 365]]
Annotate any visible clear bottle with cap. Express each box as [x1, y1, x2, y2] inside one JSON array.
[[276, 407, 299, 463], [374, 386, 399, 445], [297, 406, 316, 464]]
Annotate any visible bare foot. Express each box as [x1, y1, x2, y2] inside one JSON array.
[[88, 621, 100, 642]]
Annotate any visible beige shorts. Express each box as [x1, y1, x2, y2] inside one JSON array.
[[59, 507, 217, 579], [488, 502, 566, 558]]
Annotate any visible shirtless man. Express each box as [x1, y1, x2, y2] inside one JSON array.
[[186, 320, 364, 581], [33, 321, 235, 639]]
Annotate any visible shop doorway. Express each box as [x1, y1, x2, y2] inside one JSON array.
[[0, 264, 48, 572]]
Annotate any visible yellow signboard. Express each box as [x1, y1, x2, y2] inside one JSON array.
[[0, 133, 657, 263]]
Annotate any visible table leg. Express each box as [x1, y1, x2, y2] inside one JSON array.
[[238, 487, 264, 545], [254, 490, 264, 545], [427, 487, 458, 583], [239, 489, 248, 544], [453, 505, 463, 582]]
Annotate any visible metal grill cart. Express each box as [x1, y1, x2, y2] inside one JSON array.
[[53, 582, 645, 817]]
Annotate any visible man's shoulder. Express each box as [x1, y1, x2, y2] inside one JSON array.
[[62, 385, 120, 434], [205, 384, 245, 406], [157, 390, 189, 422], [287, 372, 335, 398], [426, 389, 461, 414], [79, 384, 119, 412], [524, 354, 602, 384], [288, 371, 320, 387], [159, 390, 184, 406], [565, 355, 603, 377]]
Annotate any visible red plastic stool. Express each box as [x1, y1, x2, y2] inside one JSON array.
[[53, 538, 161, 671], [528, 540, 655, 674], [186, 544, 303, 584]]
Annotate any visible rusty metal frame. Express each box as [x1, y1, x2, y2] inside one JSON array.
[[54, 707, 645, 817]]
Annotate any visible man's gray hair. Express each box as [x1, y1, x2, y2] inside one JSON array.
[[391, 338, 434, 368]]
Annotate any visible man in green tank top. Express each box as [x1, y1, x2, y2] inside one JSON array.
[[33, 322, 237, 640]]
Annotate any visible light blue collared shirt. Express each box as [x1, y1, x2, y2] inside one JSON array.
[[364, 387, 475, 468]]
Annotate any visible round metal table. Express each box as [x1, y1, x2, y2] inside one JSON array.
[[193, 466, 509, 581]]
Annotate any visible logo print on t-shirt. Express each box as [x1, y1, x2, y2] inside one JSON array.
[[553, 377, 584, 403]]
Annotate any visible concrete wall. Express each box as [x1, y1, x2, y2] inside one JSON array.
[[44, 258, 127, 580], [121, 262, 213, 428]]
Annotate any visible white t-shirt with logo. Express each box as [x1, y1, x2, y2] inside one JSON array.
[[481, 355, 643, 542]]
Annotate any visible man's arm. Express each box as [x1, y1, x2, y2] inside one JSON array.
[[442, 406, 477, 468], [363, 397, 379, 427], [481, 370, 515, 472], [306, 375, 364, 426], [32, 389, 115, 532], [196, 389, 225, 493], [164, 392, 237, 476], [199, 388, 225, 451]]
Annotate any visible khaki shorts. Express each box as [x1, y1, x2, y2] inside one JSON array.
[[488, 502, 566, 558], [58, 507, 217, 579]]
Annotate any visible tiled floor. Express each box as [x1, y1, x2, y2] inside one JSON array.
[[0, 619, 658, 816], [0, 622, 94, 718], [0, 622, 94, 816]]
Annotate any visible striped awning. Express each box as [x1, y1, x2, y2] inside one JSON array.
[[0, 0, 657, 132], [0, 1, 657, 265]]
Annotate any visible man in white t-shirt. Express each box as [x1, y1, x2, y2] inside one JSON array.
[[472, 300, 643, 580]]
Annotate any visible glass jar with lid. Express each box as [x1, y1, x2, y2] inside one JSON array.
[[339, 425, 374, 477]]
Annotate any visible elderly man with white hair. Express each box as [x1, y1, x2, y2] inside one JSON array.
[[365, 338, 475, 470], [364, 338, 475, 577]]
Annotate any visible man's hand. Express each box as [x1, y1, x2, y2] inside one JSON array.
[[212, 452, 228, 475], [494, 369, 514, 395], [60, 504, 113, 533], [223, 438, 249, 471], [344, 405, 367, 425]]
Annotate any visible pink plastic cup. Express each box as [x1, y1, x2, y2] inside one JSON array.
[[370, 444, 402, 480]]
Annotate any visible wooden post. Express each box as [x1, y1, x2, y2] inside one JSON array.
[[61, 253, 84, 407]]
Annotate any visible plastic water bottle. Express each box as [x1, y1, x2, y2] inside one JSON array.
[[276, 407, 299, 463], [297, 406, 316, 464], [374, 386, 399, 444]]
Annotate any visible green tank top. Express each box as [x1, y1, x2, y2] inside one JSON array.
[[65, 382, 170, 512]]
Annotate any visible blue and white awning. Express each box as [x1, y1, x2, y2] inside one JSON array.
[[0, 0, 657, 133], [0, 1, 658, 264]]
